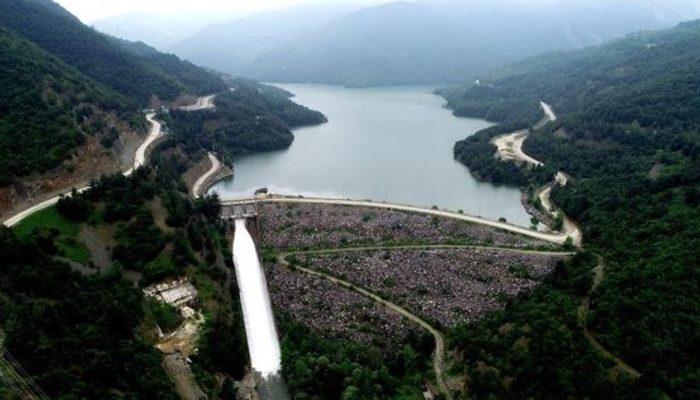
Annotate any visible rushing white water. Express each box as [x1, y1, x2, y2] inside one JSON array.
[[232, 219, 282, 377]]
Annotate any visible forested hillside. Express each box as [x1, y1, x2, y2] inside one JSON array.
[[0, 0, 225, 103], [443, 20, 700, 399], [1, 157, 248, 399], [0, 0, 228, 214], [0, 28, 136, 186], [165, 80, 326, 158]]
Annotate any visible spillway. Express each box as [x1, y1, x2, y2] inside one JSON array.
[[232, 219, 282, 377]]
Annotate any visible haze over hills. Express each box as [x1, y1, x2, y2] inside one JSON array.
[[159, 0, 700, 86], [2, 0, 700, 399], [168, 3, 360, 76], [92, 12, 243, 50]]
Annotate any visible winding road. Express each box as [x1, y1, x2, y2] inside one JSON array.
[[178, 94, 216, 111], [192, 152, 222, 199], [577, 258, 645, 381], [489, 102, 583, 246], [4, 93, 219, 228], [492, 102, 555, 167], [537, 172, 583, 246], [3, 112, 162, 228]]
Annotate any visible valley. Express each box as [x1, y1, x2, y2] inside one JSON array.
[[1, 0, 698, 399]]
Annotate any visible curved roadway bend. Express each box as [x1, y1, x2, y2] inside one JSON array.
[[226, 196, 576, 246], [490, 102, 583, 246], [179, 94, 216, 111], [4, 112, 163, 228], [192, 152, 222, 199], [537, 177, 583, 247], [492, 101, 556, 167]]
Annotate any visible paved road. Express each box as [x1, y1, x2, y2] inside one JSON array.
[[3, 112, 162, 227], [178, 94, 216, 111], [124, 112, 161, 176], [224, 196, 576, 246], [192, 152, 222, 199]]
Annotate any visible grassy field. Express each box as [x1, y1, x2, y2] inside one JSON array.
[[14, 207, 91, 265]]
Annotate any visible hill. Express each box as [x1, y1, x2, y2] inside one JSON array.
[[443, 19, 700, 399], [0, 0, 226, 103], [164, 79, 327, 159], [1, 160, 248, 399], [0, 27, 138, 186], [167, 0, 699, 87], [0, 0, 229, 218], [169, 4, 355, 75]]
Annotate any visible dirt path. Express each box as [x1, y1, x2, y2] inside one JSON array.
[[277, 255, 453, 400], [192, 152, 222, 199], [3, 112, 163, 227], [487, 102, 583, 246], [577, 258, 642, 379], [536, 178, 583, 247], [225, 196, 576, 246], [492, 102, 555, 167], [493, 130, 543, 167], [179, 94, 216, 111]]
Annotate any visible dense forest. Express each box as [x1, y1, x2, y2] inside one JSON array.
[[165, 79, 326, 158], [0, 0, 228, 186], [281, 320, 433, 400], [0, 28, 137, 185], [0, 0, 225, 103], [0, 155, 248, 398], [442, 20, 700, 399]]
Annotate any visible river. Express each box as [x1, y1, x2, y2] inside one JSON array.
[[211, 84, 531, 227]]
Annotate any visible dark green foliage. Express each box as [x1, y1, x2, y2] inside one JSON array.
[[56, 188, 94, 222], [4, 156, 249, 397], [112, 209, 166, 270], [443, 20, 700, 398], [281, 321, 430, 400], [165, 80, 326, 157], [0, 28, 135, 184], [195, 298, 248, 379], [146, 298, 183, 333], [112, 37, 226, 96], [448, 253, 632, 400], [0, 227, 178, 399], [0, 0, 224, 103]]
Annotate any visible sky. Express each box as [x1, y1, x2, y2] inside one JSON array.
[[54, 0, 387, 22]]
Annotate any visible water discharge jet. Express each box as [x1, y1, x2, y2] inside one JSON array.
[[232, 218, 290, 399]]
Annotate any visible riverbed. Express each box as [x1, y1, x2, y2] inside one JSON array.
[[210, 84, 531, 227]]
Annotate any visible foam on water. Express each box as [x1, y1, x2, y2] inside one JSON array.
[[232, 219, 282, 377]]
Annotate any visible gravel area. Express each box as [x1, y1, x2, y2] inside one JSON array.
[[292, 248, 568, 328], [259, 203, 557, 251], [266, 261, 417, 351]]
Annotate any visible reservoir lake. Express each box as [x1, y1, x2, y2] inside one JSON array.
[[210, 84, 532, 227]]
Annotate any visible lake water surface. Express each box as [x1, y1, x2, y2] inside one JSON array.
[[210, 84, 531, 226]]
